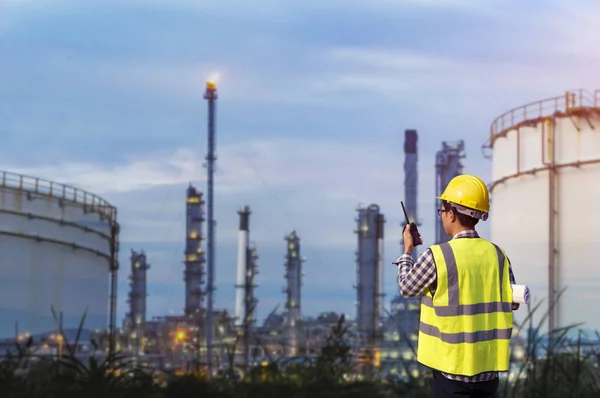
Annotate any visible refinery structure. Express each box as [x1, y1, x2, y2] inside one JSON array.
[[1, 87, 599, 377], [485, 90, 600, 334], [0, 170, 120, 351]]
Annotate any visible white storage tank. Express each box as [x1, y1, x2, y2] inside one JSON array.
[[484, 90, 600, 333], [0, 171, 117, 337]]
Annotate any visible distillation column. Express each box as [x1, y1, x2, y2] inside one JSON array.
[[375, 213, 385, 332], [183, 185, 206, 317], [355, 204, 384, 376], [126, 250, 149, 355], [245, 244, 259, 329], [235, 206, 251, 327], [243, 243, 259, 366], [284, 231, 303, 356], [235, 206, 259, 367], [434, 140, 466, 244]]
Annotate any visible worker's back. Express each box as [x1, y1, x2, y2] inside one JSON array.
[[417, 237, 514, 376]]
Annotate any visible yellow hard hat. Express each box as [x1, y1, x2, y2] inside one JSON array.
[[436, 174, 490, 215]]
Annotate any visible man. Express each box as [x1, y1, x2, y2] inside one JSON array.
[[394, 174, 519, 398]]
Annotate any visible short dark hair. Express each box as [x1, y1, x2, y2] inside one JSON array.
[[442, 200, 479, 228]]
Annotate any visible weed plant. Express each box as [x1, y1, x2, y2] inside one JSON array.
[[1, 292, 598, 397]]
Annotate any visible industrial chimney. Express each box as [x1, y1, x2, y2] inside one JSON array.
[[235, 206, 251, 326]]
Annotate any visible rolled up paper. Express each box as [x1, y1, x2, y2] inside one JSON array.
[[511, 284, 530, 305]]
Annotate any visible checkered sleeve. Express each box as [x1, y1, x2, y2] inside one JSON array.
[[396, 249, 437, 298]]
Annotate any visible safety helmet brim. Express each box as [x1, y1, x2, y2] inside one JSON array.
[[436, 197, 489, 221]]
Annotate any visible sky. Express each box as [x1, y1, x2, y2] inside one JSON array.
[[1, 0, 599, 333]]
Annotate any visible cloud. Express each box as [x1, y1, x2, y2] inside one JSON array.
[[109, 0, 501, 17], [319, 46, 599, 99], [508, 1, 600, 58], [1, 136, 438, 247], [8, 0, 593, 115], [2, 0, 600, 331], [339, 0, 506, 14], [4, 0, 599, 157]]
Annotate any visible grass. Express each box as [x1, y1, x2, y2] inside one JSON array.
[[1, 294, 598, 398]]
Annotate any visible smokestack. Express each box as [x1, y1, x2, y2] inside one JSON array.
[[403, 129, 419, 260], [235, 206, 251, 327]]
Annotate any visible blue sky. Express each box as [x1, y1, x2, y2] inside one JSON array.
[[1, 0, 599, 333]]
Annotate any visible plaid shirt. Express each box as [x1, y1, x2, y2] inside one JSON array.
[[395, 230, 517, 383]]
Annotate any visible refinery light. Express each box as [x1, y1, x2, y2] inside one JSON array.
[[206, 72, 220, 90]]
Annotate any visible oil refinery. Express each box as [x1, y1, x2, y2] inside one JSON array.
[[1, 86, 599, 378]]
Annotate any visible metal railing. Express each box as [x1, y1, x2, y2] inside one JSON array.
[[486, 89, 600, 148], [0, 170, 117, 223]]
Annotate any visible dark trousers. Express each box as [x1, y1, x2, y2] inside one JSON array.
[[431, 370, 499, 398]]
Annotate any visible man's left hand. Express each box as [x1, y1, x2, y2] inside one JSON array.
[[403, 224, 416, 254]]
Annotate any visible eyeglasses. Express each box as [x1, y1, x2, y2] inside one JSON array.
[[437, 208, 449, 217]]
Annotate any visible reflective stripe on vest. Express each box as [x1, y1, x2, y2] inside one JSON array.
[[417, 238, 514, 376], [420, 243, 511, 319]]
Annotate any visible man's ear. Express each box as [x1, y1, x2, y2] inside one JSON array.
[[449, 210, 457, 223]]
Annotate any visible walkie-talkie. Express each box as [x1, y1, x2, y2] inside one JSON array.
[[401, 201, 422, 246]]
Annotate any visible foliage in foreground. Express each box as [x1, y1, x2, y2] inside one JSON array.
[[1, 294, 599, 397]]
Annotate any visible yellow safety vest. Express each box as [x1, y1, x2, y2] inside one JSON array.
[[417, 238, 514, 376]]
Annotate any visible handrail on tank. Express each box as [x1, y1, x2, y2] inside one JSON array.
[[0, 170, 117, 223], [484, 89, 600, 150]]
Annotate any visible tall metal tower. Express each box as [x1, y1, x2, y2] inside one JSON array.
[[354, 204, 384, 376], [243, 243, 259, 367], [397, 129, 423, 341], [234, 205, 259, 366], [203, 80, 217, 375], [235, 206, 251, 327], [284, 231, 303, 356], [245, 244, 259, 328], [403, 129, 420, 258], [435, 140, 465, 244], [375, 213, 385, 323], [183, 185, 206, 316], [126, 249, 149, 355]]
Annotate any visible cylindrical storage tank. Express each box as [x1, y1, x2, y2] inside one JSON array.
[[486, 89, 600, 333], [0, 171, 117, 337]]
